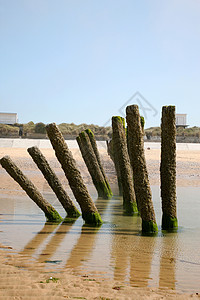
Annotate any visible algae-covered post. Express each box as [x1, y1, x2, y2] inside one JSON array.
[[27, 146, 80, 218], [140, 116, 145, 133], [77, 131, 112, 199], [106, 138, 123, 196], [161, 106, 178, 230], [0, 156, 62, 222], [46, 123, 102, 225], [85, 129, 112, 197], [126, 105, 158, 233], [112, 116, 138, 215]]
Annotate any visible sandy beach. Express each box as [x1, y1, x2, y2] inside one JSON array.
[[0, 144, 200, 299]]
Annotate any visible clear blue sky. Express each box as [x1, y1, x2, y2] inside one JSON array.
[[1, 0, 200, 128]]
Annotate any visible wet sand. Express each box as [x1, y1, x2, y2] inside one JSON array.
[[0, 145, 200, 299], [1, 245, 198, 300]]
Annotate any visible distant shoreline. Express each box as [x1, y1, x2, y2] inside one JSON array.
[[1, 134, 200, 144]]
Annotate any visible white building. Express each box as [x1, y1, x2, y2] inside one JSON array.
[[176, 114, 188, 128], [0, 112, 18, 125]]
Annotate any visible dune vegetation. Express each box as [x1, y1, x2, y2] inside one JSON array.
[[0, 122, 200, 139]]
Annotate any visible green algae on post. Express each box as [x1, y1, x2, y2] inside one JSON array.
[[77, 131, 112, 199], [123, 201, 138, 216], [85, 129, 112, 197], [0, 155, 62, 223], [126, 105, 158, 233], [27, 146, 80, 218], [161, 106, 178, 230], [142, 220, 158, 234], [162, 213, 178, 231], [112, 116, 138, 215], [46, 123, 102, 226], [82, 212, 103, 226], [140, 116, 145, 133], [45, 207, 63, 222]]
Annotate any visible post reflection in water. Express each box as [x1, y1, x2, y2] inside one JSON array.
[[37, 221, 76, 264], [65, 196, 110, 272], [159, 234, 177, 290], [65, 225, 100, 271], [20, 222, 59, 257], [1, 184, 200, 293], [110, 204, 156, 287], [129, 236, 156, 287], [20, 220, 77, 267], [17, 190, 179, 290]]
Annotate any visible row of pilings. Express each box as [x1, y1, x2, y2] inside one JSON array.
[[0, 104, 177, 233], [107, 105, 177, 232], [0, 123, 103, 225]]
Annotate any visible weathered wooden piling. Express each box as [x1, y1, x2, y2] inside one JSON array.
[[126, 105, 158, 233], [112, 116, 138, 215], [106, 138, 123, 196], [127, 116, 145, 158], [45, 123, 102, 225], [27, 146, 80, 218], [0, 156, 62, 222], [85, 129, 112, 197], [77, 131, 112, 199], [160, 106, 178, 230]]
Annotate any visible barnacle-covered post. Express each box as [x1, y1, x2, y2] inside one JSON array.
[[27, 146, 80, 218], [161, 106, 178, 230], [46, 123, 102, 225], [127, 116, 145, 157], [126, 105, 158, 233], [85, 129, 112, 197], [77, 131, 112, 199], [112, 116, 138, 215], [0, 156, 62, 222], [106, 138, 123, 196]]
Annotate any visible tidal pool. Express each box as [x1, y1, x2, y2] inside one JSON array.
[[0, 184, 200, 294]]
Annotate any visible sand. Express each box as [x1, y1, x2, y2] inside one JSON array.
[[0, 245, 199, 300], [0, 146, 200, 299]]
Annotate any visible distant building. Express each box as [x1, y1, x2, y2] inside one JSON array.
[[0, 112, 18, 125], [176, 114, 188, 128]]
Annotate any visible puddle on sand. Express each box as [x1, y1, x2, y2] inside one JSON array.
[[0, 185, 200, 294]]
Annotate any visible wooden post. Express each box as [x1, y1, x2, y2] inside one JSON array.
[[0, 156, 62, 222], [126, 105, 158, 233], [27, 146, 80, 218], [45, 123, 102, 226], [161, 106, 178, 230], [112, 116, 138, 215], [77, 131, 112, 199], [106, 138, 123, 196], [85, 129, 112, 197], [127, 116, 145, 158]]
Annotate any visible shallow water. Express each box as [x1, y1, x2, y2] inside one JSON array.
[[0, 184, 200, 294]]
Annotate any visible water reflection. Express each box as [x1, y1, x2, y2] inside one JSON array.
[[129, 236, 156, 287], [66, 226, 100, 270], [159, 234, 177, 290], [65, 196, 111, 272], [20, 222, 59, 256], [111, 206, 156, 287], [37, 222, 76, 263], [111, 216, 139, 283], [1, 185, 200, 293]]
